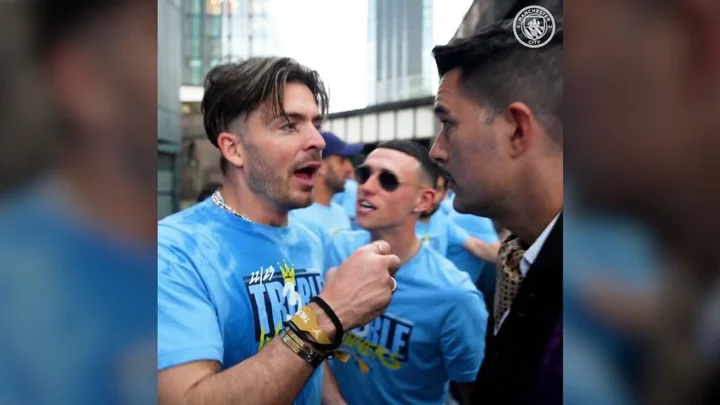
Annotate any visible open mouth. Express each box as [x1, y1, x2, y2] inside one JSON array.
[[293, 162, 321, 181], [357, 199, 377, 214]]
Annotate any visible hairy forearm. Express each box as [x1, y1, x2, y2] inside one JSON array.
[[321, 363, 347, 405], [160, 303, 339, 405], [183, 338, 315, 405], [464, 238, 500, 263]]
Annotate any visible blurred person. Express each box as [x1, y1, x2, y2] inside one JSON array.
[[289, 131, 360, 238], [197, 181, 221, 203], [0, 1, 158, 404], [157, 58, 401, 405], [447, 215, 501, 310], [430, 18, 563, 404], [416, 174, 499, 263], [322, 140, 488, 405], [332, 154, 363, 230], [439, 189, 501, 314], [567, 0, 720, 403]]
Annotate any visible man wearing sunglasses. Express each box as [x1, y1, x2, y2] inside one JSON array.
[[321, 140, 488, 405], [290, 131, 361, 239]]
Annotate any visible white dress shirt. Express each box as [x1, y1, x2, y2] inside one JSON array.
[[495, 213, 561, 335]]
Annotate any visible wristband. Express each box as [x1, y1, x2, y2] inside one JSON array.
[[309, 296, 344, 349], [279, 327, 325, 367], [288, 297, 344, 351], [289, 304, 332, 346]]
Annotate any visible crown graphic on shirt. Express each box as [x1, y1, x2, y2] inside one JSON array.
[[279, 260, 296, 283]]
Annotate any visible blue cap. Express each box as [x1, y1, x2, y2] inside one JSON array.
[[321, 131, 363, 158]]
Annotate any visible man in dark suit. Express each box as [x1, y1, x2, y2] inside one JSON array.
[[429, 18, 563, 404]]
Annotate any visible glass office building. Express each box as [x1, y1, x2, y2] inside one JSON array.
[[367, 0, 434, 105], [159, 0, 184, 219], [183, 0, 274, 86]]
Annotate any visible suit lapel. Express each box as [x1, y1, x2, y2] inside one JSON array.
[[472, 213, 563, 403]]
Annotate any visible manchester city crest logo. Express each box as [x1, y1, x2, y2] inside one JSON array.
[[513, 5, 556, 48]]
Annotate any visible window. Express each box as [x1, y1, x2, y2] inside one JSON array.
[[191, 65, 204, 85], [185, 0, 202, 14], [183, 37, 202, 59], [158, 152, 177, 219], [185, 15, 201, 37], [206, 15, 223, 38], [207, 39, 222, 58], [206, 0, 222, 15]]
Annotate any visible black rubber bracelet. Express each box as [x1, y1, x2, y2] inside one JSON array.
[[310, 296, 344, 350]]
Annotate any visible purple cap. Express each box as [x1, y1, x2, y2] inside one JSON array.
[[321, 131, 363, 158]]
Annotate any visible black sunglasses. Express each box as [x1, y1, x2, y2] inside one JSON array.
[[355, 166, 403, 192]]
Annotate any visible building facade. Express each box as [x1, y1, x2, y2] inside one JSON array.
[[159, 0, 184, 219], [180, 0, 283, 207], [182, 0, 276, 86], [367, 0, 434, 105]]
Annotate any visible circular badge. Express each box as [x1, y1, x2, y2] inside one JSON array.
[[513, 5, 556, 49]]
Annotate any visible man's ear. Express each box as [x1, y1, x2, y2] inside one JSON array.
[[414, 187, 437, 214], [217, 132, 243, 168], [506, 102, 536, 158]]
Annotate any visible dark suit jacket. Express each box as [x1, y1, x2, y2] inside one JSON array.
[[470, 214, 563, 405]]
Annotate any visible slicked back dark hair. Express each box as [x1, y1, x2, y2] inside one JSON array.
[[201, 57, 329, 147], [433, 18, 563, 143], [376, 140, 442, 187]]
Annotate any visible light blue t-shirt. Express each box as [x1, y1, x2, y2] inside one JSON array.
[[290, 201, 351, 239], [0, 183, 156, 405], [446, 211, 499, 285], [415, 211, 470, 257], [439, 193, 455, 216], [332, 179, 361, 230], [324, 231, 487, 405], [158, 199, 326, 405]]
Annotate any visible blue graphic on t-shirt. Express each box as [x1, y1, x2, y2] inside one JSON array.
[[158, 199, 325, 405], [324, 230, 487, 405]]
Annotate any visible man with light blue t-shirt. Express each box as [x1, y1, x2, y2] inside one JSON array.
[[333, 178, 360, 229], [447, 215, 500, 312], [322, 140, 489, 405], [290, 131, 360, 239], [416, 175, 499, 263], [157, 57, 402, 405]]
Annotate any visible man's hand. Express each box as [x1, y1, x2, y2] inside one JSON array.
[[319, 240, 401, 332]]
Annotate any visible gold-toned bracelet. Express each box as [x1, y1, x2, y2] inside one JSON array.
[[289, 305, 332, 345], [279, 327, 325, 367]]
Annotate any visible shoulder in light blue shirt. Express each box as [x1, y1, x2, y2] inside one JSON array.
[[446, 211, 499, 284], [324, 230, 488, 405], [158, 200, 325, 405], [415, 211, 470, 257], [0, 184, 156, 405], [290, 201, 351, 240]]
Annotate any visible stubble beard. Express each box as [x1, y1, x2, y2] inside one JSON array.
[[244, 149, 311, 212]]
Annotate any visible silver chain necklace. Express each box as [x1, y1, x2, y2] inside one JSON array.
[[211, 190, 252, 222]]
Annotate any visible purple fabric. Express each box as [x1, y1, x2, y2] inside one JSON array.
[[522, 319, 563, 404]]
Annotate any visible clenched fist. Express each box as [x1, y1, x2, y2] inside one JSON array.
[[319, 240, 401, 333]]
